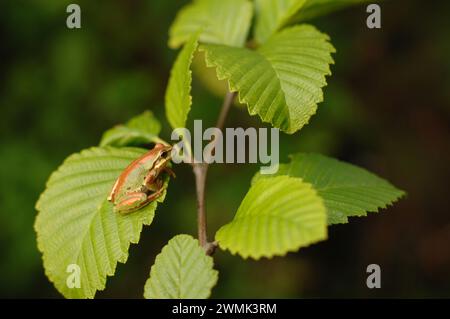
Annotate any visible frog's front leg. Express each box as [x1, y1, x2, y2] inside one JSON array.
[[143, 170, 158, 189], [143, 167, 175, 190], [164, 167, 176, 179]]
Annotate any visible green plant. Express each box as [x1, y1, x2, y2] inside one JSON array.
[[35, 0, 403, 299]]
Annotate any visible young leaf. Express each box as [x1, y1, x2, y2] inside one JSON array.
[[290, 0, 373, 22], [165, 33, 199, 130], [35, 147, 168, 298], [201, 25, 335, 134], [215, 176, 327, 259], [144, 234, 218, 299], [253, 153, 405, 224], [254, 0, 307, 44], [169, 0, 253, 49], [100, 111, 163, 147]]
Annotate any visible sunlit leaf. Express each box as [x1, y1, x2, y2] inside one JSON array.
[[202, 25, 335, 134], [254, 0, 306, 44], [216, 176, 327, 259], [100, 111, 162, 147], [35, 147, 168, 298], [253, 153, 405, 224], [169, 0, 253, 49], [254, 0, 371, 43], [165, 33, 199, 129], [290, 0, 373, 22], [144, 234, 218, 299]]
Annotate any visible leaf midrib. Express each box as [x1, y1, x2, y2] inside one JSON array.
[[254, 49, 292, 127]]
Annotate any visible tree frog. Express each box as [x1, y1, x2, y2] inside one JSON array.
[[108, 143, 174, 214]]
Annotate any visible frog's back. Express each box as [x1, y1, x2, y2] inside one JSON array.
[[109, 153, 156, 201], [108, 145, 168, 202], [122, 163, 147, 187]]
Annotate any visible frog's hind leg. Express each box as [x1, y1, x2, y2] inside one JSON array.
[[114, 192, 148, 214], [145, 186, 165, 202]]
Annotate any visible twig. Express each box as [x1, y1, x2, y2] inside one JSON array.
[[216, 91, 236, 132], [193, 163, 208, 247], [192, 91, 236, 255]]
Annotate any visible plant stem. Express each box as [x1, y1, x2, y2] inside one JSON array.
[[216, 91, 236, 132], [193, 163, 208, 247], [193, 91, 236, 255]]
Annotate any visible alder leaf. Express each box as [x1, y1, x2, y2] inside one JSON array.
[[253, 153, 405, 224], [165, 33, 199, 129], [254, 0, 307, 44], [35, 147, 168, 298], [290, 0, 373, 22], [100, 111, 163, 147], [144, 234, 218, 299], [216, 176, 327, 259], [201, 25, 335, 134], [169, 0, 253, 49]]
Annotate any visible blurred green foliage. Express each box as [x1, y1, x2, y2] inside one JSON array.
[[1, 0, 449, 298]]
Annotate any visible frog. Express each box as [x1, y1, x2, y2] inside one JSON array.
[[108, 143, 174, 214]]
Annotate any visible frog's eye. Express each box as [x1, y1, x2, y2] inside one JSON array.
[[160, 150, 170, 159]]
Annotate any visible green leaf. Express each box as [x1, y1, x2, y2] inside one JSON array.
[[35, 147, 168, 298], [254, 0, 307, 44], [254, 0, 371, 43], [253, 153, 405, 224], [165, 33, 199, 129], [144, 234, 218, 299], [216, 176, 327, 259], [100, 111, 163, 147], [201, 25, 335, 134], [169, 0, 253, 49], [290, 0, 373, 22]]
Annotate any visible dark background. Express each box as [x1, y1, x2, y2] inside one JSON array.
[[1, 0, 449, 298]]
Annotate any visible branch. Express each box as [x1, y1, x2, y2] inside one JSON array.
[[192, 91, 236, 255], [193, 163, 207, 247], [216, 91, 236, 131]]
